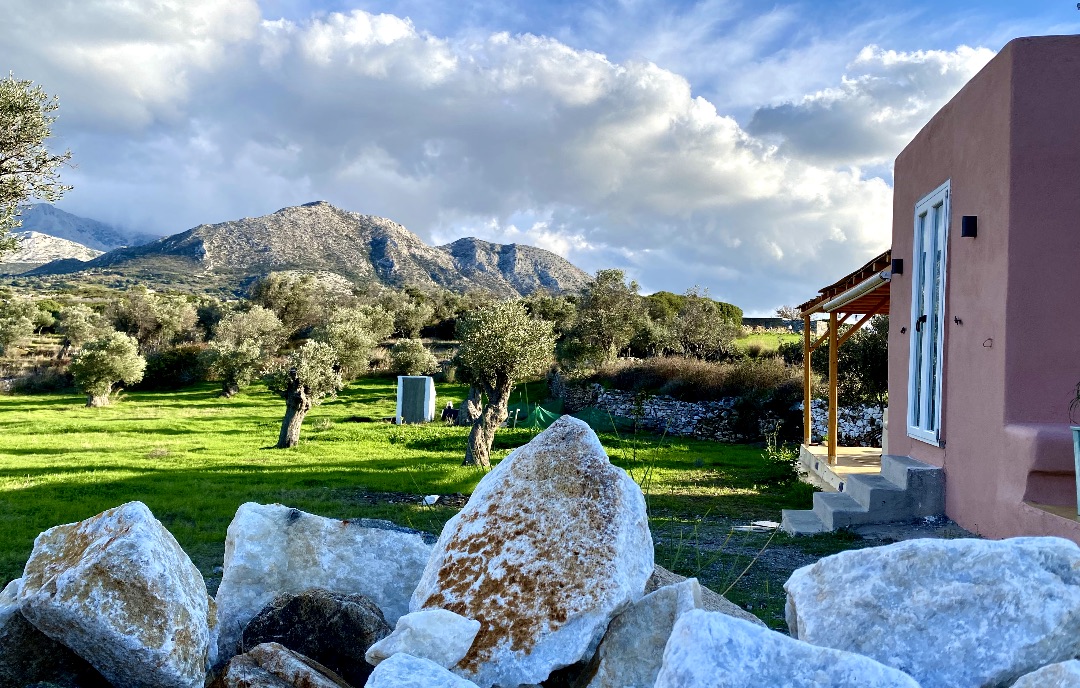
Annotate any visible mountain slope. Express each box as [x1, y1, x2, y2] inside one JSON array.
[[29, 202, 590, 297], [2, 232, 103, 263], [16, 204, 159, 251]]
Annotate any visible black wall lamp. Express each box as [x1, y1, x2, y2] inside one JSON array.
[[891, 258, 903, 275], [961, 215, 978, 238]]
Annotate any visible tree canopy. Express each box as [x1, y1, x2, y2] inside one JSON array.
[[0, 73, 72, 254], [68, 332, 146, 407]]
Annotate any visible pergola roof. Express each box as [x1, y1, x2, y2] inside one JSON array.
[[798, 249, 892, 317]]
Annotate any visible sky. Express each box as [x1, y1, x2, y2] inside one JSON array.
[[3, 1, 1078, 314]]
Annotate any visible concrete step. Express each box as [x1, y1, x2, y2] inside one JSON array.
[[780, 509, 827, 535], [812, 491, 870, 530], [880, 454, 946, 516], [844, 473, 907, 510]]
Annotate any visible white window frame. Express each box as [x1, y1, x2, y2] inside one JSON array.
[[907, 180, 950, 446]]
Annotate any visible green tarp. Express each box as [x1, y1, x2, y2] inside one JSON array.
[[506, 399, 565, 429], [571, 406, 639, 434]]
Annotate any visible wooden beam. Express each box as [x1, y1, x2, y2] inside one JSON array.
[[837, 311, 877, 347], [828, 311, 838, 464], [803, 314, 812, 446]]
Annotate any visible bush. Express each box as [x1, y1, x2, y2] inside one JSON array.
[[10, 364, 73, 393], [390, 339, 438, 376], [137, 344, 208, 390]]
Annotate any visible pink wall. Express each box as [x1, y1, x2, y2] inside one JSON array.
[[887, 36, 1080, 540]]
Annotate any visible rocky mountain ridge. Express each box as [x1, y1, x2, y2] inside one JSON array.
[[28, 202, 590, 297], [1, 232, 103, 264], [15, 204, 159, 252]]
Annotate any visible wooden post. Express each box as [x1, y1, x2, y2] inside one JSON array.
[[803, 314, 812, 446], [828, 311, 839, 465]]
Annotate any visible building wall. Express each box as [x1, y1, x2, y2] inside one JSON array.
[[887, 36, 1080, 540]]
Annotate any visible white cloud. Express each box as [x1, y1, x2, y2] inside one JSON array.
[[1, 3, 992, 313]]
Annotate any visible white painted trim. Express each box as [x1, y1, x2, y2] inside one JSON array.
[[906, 180, 950, 446], [821, 270, 891, 313], [395, 376, 404, 424]]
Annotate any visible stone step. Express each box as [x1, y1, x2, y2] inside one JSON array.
[[844, 473, 907, 511], [812, 492, 871, 530], [879, 455, 946, 516], [780, 509, 827, 535]]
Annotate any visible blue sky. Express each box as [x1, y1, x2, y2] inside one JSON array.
[[3, 0, 1078, 313]]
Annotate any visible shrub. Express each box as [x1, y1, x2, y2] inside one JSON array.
[[390, 339, 438, 376], [138, 344, 208, 390], [10, 364, 73, 393]]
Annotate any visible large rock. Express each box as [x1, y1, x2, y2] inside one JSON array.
[[215, 503, 432, 662], [241, 588, 391, 687], [1011, 660, 1080, 687], [0, 579, 109, 688], [365, 608, 481, 668], [213, 642, 351, 688], [645, 564, 765, 627], [654, 609, 920, 688], [586, 577, 701, 688], [366, 653, 480, 688], [785, 537, 1080, 688], [411, 417, 654, 688], [17, 502, 216, 688]]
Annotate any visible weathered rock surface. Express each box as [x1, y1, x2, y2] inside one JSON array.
[[785, 537, 1080, 688], [215, 503, 432, 662], [411, 417, 654, 688], [17, 501, 216, 688], [0, 578, 109, 688], [213, 642, 351, 688], [241, 588, 391, 687], [1011, 659, 1080, 687], [586, 578, 701, 688], [654, 609, 920, 688], [366, 653, 480, 688], [365, 608, 481, 668], [645, 564, 765, 627]]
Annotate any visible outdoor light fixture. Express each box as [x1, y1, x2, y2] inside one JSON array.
[[961, 215, 978, 238], [891, 258, 903, 275]]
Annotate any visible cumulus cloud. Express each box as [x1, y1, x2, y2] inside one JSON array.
[[0, 2, 990, 312], [747, 45, 995, 167]]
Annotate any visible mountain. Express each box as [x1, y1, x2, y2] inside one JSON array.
[[2, 231, 103, 263], [16, 204, 160, 252], [27, 201, 591, 297]]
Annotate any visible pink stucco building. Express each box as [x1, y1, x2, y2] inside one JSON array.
[[887, 35, 1080, 540]]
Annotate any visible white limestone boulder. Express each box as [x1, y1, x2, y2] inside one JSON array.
[[586, 577, 702, 688], [365, 608, 481, 668], [646, 564, 765, 627], [654, 609, 920, 688], [785, 537, 1080, 688], [214, 642, 352, 688], [1011, 660, 1080, 687], [214, 503, 432, 663], [366, 653, 480, 688], [17, 501, 216, 688], [411, 416, 654, 688]]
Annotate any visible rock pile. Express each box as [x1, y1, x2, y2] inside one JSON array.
[[3, 416, 1080, 688]]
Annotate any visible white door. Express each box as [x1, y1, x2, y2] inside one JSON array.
[[907, 180, 949, 445]]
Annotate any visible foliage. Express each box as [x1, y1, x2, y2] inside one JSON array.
[[521, 290, 577, 337], [561, 269, 642, 366], [782, 315, 889, 408], [250, 273, 326, 337], [110, 288, 199, 353], [264, 340, 343, 406], [592, 355, 810, 403], [390, 338, 439, 376], [68, 331, 146, 403], [319, 305, 394, 379], [56, 304, 111, 352], [456, 301, 557, 392], [0, 294, 35, 354], [204, 306, 285, 395], [775, 305, 801, 320], [676, 286, 741, 360], [139, 344, 209, 391], [0, 73, 72, 254]]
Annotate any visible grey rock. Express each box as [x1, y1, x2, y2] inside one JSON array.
[[645, 565, 766, 627], [365, 653, 479, 688], [411, 417, 654, 688], [1011, 660, 1080, 687], [365, 608, 480, 669], [213, 642, 352, 688], [786, 537, 1080, 688], [242, 588, 391, 687], [654, 609, 919, 688]]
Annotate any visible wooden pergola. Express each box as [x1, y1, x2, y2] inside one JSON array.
[[798, 249, 891, 463]]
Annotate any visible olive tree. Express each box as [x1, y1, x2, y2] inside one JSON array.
[[56, 304, 110, 357], [205, 306, 285, 397], [68, 332, 146, 407], [677, 287, 740, 360], [0, 73, 72, 254], [318, 305, 393, 379], [456, 301, 556, 467], [264, 341, 343, 448], [0, 294, 36, 355], [562, 269, 642, 366], [110, 289, 198, 353]]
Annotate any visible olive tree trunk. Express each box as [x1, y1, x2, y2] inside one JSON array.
[[221, 379, 240, 398], [277, 382, 312, 448], [86, 392, 111, 407], [463, 380, 511, 468], [458, 385, 483, 426]]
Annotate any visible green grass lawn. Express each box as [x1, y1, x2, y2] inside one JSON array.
[[0, 376, 858, 628], [734, 332, 801, 352]]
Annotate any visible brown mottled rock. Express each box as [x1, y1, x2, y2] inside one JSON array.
[[212, 642, 352, 688], [645, 565, 766, 627], [241, 588, 391, 687], [17, 501, 217, 688], [411, 416, 654, 688], [0, 579, 109, 688]]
